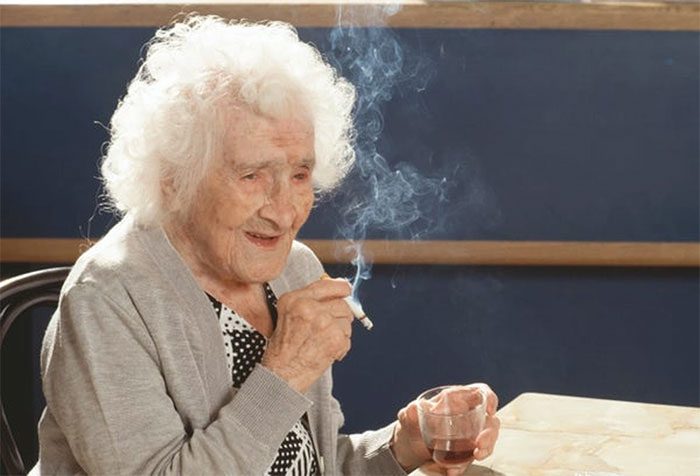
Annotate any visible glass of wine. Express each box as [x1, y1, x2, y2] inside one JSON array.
[[417, 385, 487, 471]]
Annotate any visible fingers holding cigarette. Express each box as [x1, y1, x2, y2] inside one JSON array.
[[320, 273, 374, 331]]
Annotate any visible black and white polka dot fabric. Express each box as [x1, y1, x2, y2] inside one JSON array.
[[207, 285, 319, 476]]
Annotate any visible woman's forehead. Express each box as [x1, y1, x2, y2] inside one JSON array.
[[222, 111, 315, 166], [229, 109, 312, 141], [228, 106, 312, 134]]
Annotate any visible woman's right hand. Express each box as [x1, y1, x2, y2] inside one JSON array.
[[261, 278, 354, 393]]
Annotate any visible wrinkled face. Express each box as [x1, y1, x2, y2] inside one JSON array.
[[180, 109, 315, 284]]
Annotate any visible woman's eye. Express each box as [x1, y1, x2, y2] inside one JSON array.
[[293, 168, 311, 181], [241, 173, 257, 181]]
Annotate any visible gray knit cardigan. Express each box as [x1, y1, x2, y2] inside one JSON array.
[[34, 218, 405, 475]]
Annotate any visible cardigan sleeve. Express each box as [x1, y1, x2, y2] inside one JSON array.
[[40, 281, 312, 475], [327, 386, 407, 475], [336, 423, 407, 475]]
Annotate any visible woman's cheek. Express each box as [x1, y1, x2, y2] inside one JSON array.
[[295, 190, 314, 224], [234, 185, 267, 212]]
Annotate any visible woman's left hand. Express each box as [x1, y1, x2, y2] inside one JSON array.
[[390, 384, 501, 475]]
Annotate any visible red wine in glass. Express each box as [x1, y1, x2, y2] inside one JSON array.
[[428, 437, 476, 467]]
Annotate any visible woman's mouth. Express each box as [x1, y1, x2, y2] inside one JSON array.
[[245, 231, 281, 248]]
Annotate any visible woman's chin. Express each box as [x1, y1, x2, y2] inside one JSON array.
[[236, 255, 289, 284]]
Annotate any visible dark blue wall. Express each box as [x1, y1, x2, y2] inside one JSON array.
[[329, 264, 698, 433], [3, 28, 699, 241], [1, 26, 698, 464]]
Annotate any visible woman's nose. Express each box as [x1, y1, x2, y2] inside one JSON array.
[[260, 181, 295, 228]]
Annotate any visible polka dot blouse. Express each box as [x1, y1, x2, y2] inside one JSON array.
[[207, 284, 319, 476]]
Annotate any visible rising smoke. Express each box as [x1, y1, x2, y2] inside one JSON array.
[[327, 4, 500, 297], [327, 4, 450, 295]]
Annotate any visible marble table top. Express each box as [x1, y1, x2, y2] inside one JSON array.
[[417, 392, 700, 476]]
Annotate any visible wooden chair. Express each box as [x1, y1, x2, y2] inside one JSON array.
[[0, 267, 71, 475]]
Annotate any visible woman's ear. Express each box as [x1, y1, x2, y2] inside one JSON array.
[[161, 177, 175, 200], [160, 176, 181, 215]]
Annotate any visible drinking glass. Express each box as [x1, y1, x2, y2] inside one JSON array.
[[417, 385, 487, 470]]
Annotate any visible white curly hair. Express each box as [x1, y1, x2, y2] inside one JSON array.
[[101, 15, 356, 226]]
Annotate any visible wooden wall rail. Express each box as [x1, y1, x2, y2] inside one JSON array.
[[1, 238, 698, 267], [1, 1, 698, 30]]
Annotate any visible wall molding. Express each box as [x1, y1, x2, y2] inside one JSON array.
[[1, 238, 698, 267], [1, 1, 698, 30]]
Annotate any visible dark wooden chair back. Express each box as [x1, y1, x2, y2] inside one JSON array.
[[0, 267, 71, 475]]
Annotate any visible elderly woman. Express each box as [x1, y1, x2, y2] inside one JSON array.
[[36, 15, 499, 475]]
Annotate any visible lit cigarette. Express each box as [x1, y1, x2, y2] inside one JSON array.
[[344, 296, 374, 331], [320, 273, 374, 331]]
